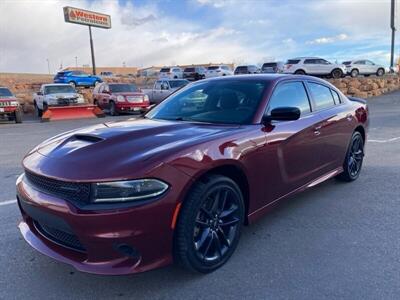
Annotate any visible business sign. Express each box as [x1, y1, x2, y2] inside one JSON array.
[[63, 6, 111, 29]]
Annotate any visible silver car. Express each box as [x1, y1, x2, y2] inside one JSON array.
[[342, 60, 385, 77], [261, 61, 285, 73]]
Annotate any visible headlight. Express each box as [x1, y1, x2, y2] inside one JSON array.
[[116, 95, 125, 102], [144, 94, 149, 102], [10, 101, 19, 106], [93, 179, 169, 203]]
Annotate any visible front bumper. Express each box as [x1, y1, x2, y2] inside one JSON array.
[[115, 102, 150, 112], [16, 174, 180, 275]]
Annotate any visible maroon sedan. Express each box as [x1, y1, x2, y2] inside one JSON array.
[[17, 75, 368, 275], [93, 83, 150, 115]]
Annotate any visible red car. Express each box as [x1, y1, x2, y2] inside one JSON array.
[[93, 83, 150, 115], [0, 86, 22, 123], [17, 75, 368, 275]]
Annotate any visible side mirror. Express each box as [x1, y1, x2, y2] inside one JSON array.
[[263, 107, 301, 123], [37, 91, 43, 96]]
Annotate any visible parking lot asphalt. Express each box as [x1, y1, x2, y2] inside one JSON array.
[[1, 92, 400, 299]]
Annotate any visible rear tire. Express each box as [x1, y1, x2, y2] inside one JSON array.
[[331, 69, 343, 79], [174, 175, 245, 273], [14, 108, 22, 123], [109, 101, 118, 116], [69, 81, 76, 88], [336, 131, 364, 182], [294, 70, 306, 75]]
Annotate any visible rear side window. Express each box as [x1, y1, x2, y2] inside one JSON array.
[[308, 82, 335, 110], [331, 89, 341, 104], [304, 59, 316, 64], [267, 82, 311, 115], [286, 59, 300, 64]]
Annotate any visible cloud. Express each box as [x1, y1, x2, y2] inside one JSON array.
[[307, 33, 349, 45], [0, 0, 397, 73]]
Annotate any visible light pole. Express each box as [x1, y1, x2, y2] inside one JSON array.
[[390, 0, 396, 72], [46, 58, 50, 74], [75, 56, 78, 68]]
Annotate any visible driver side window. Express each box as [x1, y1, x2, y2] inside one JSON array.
[[267, 82, 311, 116]]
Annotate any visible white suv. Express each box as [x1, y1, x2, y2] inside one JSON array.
[[159, 67, 183, 79], [284, 57, 347, 79], [342, 60, 385, 77], [205, 65, 233, 78]]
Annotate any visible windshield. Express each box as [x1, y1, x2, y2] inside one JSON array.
[[146, 80, 267, 125], [44, 85, 75, 94], [109, 84, 138, 93], [169, 80, 189, 89], [160, 68, 170, 72], [207, 66, 220, 70], [262, 63, 277, 68], [0, 88, 13, 97], [342, 61, 351, 65], [184, 68, 195, 72]]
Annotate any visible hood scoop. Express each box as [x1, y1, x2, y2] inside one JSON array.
[[38, 134, 104, 158]]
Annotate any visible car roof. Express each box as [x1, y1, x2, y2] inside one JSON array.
[[290, 57, 322, 60], [42, 83, 73, 87], [201, 74, 334, 85]]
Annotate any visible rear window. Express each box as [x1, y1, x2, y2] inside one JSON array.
[[235, 66, 248, 71], [0, 87, 13, 97], [160, 68, 170, 72], [342, 61, 351, 65], [308, 82, 335, 110], [109, 84, 138, 93], [169, 80, 189, 88], [184, 67, 195, 72], [207, 66, 219, 70], [286, 59, 300, 64], [262, 63, 277, 69]]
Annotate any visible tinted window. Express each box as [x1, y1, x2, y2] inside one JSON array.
[[184, 67, 195, 72], [262, 63, 277, 68], [331, 89, 341, 104], [44, 85, 76, 94], [147, 80, 267, 124], [169, 80, 189, 88], [160, 68, 170, 72], [0, 87, 13, 97], [304, 59, 316, 64], [207, 66, 219, 70], [286, 59, 300, 64], [109, 84, 138, 93], [221, 66, 229, 70], [235, 66, 248, 72], [308, 82, 335, 110], [342, 61, 351, 65], [267, 82, 311, 115]]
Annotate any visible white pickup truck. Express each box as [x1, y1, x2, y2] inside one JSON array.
[[142, 79, 189, 104], [33, 84, 85, 117]]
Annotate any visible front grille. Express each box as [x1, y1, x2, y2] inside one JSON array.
[[25, 171, 91, 205], [56, 98, 78, 105], [34, 221, 86, 252], [0, 101, 12, 107]]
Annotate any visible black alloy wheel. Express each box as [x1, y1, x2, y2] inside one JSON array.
[[175, 175, 244, 273], [337, 131, 364, 181]]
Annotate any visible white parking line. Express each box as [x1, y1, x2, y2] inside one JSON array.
[[368, 137, 400, 143], [0, 199, 17, 206]]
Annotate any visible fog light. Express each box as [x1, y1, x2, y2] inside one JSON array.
[[115, 243, 140, 259]]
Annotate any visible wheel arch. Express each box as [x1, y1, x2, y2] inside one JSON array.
[[354, 125, 366, 143], [182, 163, 250, 225]]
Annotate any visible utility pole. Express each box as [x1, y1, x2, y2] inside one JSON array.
[[390, 0, 396, 72], [89, 26, 96, 75]]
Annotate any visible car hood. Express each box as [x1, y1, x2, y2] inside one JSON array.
[[23, 118, 239, 181], [0, 97, 16, 101]]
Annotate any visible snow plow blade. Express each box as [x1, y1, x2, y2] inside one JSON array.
[[41, 105, 105, 122]]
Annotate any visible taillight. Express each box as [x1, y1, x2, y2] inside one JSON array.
[[285, 64, 292, 69]]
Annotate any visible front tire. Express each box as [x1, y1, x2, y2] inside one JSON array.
[[350, 69, 359, 78], [174, 175, 245, 273], [34, 102, 42, 118], [14, 108, 22, 123], [69, 81, 76, 88], [336, 131, 364, 182], [109, 101, 118, 116], [331, 69, 343, 79], [294, 69, 306, 75], [376, 68, 384, 77]]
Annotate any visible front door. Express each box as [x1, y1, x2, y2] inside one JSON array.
[[262, 81, 326, 201]]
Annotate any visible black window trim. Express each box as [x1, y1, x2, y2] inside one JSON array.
[[304, 80, 345, 112], [263, 79, 314, 121]]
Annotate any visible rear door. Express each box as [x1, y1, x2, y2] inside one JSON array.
[[354, 60, 367, 74], [365, 60, 376, 74], [263, 81, 326, 201], [153, 81, 162, 102], [306, 81, 353, 172], [303, 59, 318, 74], [316, 59, 332, 74]]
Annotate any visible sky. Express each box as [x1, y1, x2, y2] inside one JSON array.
[[0, 0, 398, 74]]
